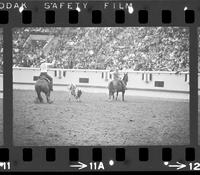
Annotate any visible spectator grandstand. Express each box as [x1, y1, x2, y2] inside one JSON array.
[[0, 33, 3, 74], [12, 27, 189, 72]]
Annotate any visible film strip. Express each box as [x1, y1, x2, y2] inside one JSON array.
[[0, 0, 199, 172]]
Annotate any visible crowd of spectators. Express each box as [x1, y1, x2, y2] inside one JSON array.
[[0, 37, 3, 73], [10, 27, 190, 72]]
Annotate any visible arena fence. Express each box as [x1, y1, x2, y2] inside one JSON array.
[[12, 67, 190, 100], [198, 73, 200, 94]]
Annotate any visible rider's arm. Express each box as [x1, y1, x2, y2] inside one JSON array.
[[46, 60, 55, 67]]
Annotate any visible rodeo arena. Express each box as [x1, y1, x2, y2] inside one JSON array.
[[0, 31, 3, 145], [1, 27, 192, 146]]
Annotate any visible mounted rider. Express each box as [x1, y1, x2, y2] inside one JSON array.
[[113, 68, 127, 89], [39, 53, 55, 91]]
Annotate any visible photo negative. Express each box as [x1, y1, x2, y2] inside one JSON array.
[[198, 27, 200, 144], [13, 27, 189, 146], [0, 29, 3, 145]]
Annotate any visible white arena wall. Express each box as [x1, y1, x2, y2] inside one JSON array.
[[13, 67, 190, 100], [198, 73, 200, 95]]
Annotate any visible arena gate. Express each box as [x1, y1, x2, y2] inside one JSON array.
[[12, 67, 190, 100]]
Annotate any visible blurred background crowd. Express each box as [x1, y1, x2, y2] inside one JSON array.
[[0, 33, 3, 74], [10, 27, 190, 72]]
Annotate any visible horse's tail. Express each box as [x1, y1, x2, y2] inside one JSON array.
[[34, 81, 40, 99], [108, 81, 114, 96], [35, 81, 40, 93], [108, 81, 113, 90]]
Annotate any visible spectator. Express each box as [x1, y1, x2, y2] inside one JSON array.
[[11, 27, 189, 72]]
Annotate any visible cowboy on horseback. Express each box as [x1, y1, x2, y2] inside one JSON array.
[[39, 53, 55, 91], [113, 68, 127, 90]]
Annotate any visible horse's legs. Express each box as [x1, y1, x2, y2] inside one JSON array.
[[37, 91, 43, 103], [109, 90, 113, 100], [45, 92, 49, 103], [116, 91, 118, 100], [122, 91, 125, 101], [46, 91, 52, 103]]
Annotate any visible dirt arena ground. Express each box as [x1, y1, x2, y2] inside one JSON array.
[[198, 96, 200, 144], [0, 99, 3, 145], [13, 89, 189, 146]]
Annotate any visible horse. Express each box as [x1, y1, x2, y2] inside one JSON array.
[[108, 73, 128, 101], [35, 76, 53, 104]]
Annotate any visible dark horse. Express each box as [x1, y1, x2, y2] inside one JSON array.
[[108, 73, 128, 101], [35, 76, 53, 103]]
